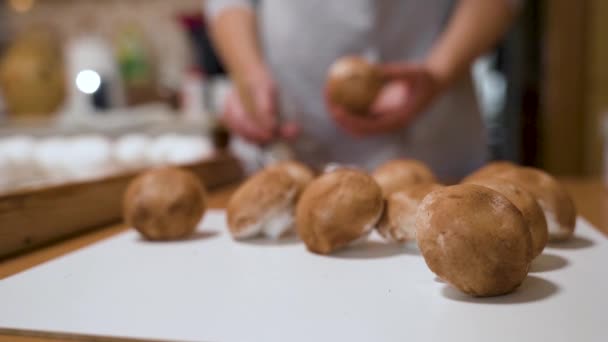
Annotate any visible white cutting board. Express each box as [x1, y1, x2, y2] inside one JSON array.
[[0, 210, 606, 342]]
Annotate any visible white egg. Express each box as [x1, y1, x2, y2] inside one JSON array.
[[113, 134, 151, 170], [34, 138, 70, 181], [145, 134, 181, 166], [63, 135, 114, 180], [0, 135, 43, 186], [0, 135, 36, 166], [164, 136, 214, 165], [0, 141, 13, 169]]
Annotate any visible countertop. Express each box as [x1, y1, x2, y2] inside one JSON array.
[[0, 179, 605, 342]]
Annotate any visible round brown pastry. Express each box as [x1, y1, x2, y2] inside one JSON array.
[[416, 184, 532, 297], [326, 56, 385, 115], [376, 183, 443, 243], [372, 159, 437, 196], [464, 178, 548, 258], [461, 161, 518, 183], [267, 160, 315, 193], [227, 162, 314, 240], [296, 168, 384, 254], [495, 167, 577, 241], [226, 170, 296, 240], [123, 167, 207, 241]]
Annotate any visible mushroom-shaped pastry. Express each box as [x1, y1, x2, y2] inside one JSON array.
[[495, 167, 577, 241], [296, 168, 384, 254], [372, 159, 436, 196], [227, 162, 314, 240], [123, 167, 207, 241], [416, 184, 533, 297], [326, 56, 385, 116], [461, 160, 518, 183], [267, 160, 315, 191], [464, 177, 548, 258], [376, 183, 443, 243]]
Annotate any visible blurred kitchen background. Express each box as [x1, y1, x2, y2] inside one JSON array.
[[0, 0, 607, 193]]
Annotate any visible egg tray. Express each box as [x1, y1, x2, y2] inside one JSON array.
[[0, 152, 243, 259]]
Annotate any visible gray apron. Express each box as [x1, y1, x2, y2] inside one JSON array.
[[207, 0, 487, 180]]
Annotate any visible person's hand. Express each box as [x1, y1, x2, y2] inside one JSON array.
[[222, 66, 298, 143], [326, 63, 444, 137]]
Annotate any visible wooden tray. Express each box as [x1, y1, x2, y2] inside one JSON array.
[[0, 153, 243, 259]]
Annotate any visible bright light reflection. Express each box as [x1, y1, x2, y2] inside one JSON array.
[[75, 69, 101, 94]]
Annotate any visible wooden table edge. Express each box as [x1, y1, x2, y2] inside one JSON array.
[[0, 184, 239, 280], [0, 328, 189, 342]]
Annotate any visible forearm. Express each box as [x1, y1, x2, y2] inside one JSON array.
[[426, 0, 518, 88], [208, 6, 267, 79]]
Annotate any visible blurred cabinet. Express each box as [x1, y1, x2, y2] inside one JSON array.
[[541, 0, 608, 176], [582, 0, 608, 176]]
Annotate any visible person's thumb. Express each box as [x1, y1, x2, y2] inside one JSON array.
[[380, 63, 420, 82], [370, 81, 411, 115]]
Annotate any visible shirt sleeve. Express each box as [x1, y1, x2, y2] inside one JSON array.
[[204, 0, 254, 19]]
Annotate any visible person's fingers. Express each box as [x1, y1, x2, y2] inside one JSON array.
[[395, 73, 434, 118], [330, 106, 368, 137], [324, 88, 365, 136], [370, 81, 410, 115], [328, 63, 437, 137], [325, 85, 389, 136], [279, 122, 300, 141], [223, 96, 263, 142], [325, 78, 415, 137], [223, 92, 274, 143], [373, 67, 433, 120], [337, 112, 403, 136], [252, 83, 278, 133], [358, 111, 414, 136], [379, 64, 428, 114]]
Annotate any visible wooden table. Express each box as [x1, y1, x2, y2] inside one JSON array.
[[560, 178, 607, 234], [0, 179, 605, 342]]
